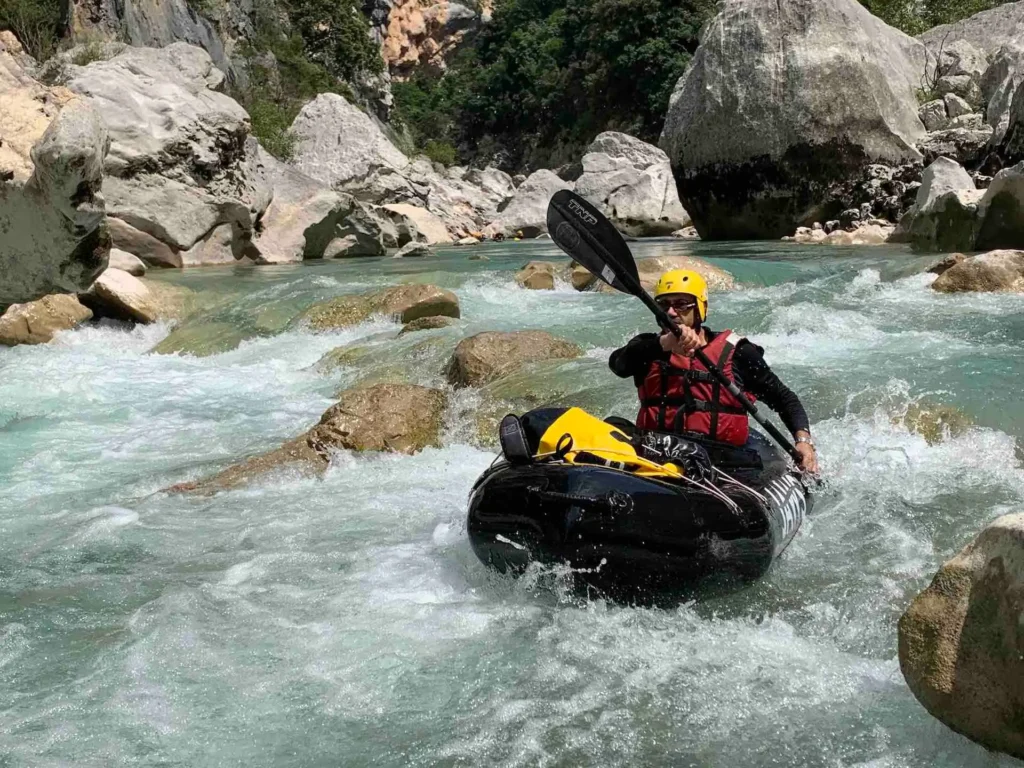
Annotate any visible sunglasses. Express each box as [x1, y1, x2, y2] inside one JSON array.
[[656, 297, 698, 312]]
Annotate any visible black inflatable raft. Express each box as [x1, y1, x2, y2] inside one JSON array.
[[467, 421, 812, 602]]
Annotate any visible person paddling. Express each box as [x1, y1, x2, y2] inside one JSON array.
[[609, 269, 818, 474]]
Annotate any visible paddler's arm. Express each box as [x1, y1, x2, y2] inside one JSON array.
[[609, 333, 663, 384], [732, 341, 818, 473]]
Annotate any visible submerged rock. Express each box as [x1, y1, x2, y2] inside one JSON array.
[[0, 294, 93, 346], [300, 284, 460, 330], [398, 316, 457, 334], [899, 512, 1024, 760], [446, 331, 582, 387], [150, 320, 247, 357], [900, 401, 972, 444], [170, 383, 448, 493], [931, 250, 1024, 293], [660, 0, 925, 240]]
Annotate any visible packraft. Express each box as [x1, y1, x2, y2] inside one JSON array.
[[468, 406, 813, 603]]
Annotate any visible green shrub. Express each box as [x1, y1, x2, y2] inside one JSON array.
[[70, 40, 108, 66], [247, 97, 298, 159], [0, 0, 61, 60], [423, 139, 457, 166], [283, 0, 382, 82]]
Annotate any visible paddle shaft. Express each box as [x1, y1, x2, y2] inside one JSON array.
[[633, 267, 803, 463]]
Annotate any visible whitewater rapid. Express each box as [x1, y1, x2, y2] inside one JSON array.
[[2, 240, 1023, 766]]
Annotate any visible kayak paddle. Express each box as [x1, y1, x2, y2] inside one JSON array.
[[545, 189, 802, 465]]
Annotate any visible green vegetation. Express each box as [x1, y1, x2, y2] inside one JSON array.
[[283, 0, 382, 81], [0, 0, 61, 60], [393, 0, 715, 168], [230, 0, 377, 159], [858, 0, 1015, 34], [423, 139, 458, 166]]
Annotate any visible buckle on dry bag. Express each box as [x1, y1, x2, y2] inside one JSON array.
[[499, 414, 532, 464]]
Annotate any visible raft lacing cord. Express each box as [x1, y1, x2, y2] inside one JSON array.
[[526, 447, 745, 517], [713, 468, 768, 506]]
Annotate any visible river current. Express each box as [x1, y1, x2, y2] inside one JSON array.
[[2, 239, 1023, 766]]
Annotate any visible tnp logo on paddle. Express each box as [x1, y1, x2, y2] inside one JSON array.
[[567, 199, 598, 226]]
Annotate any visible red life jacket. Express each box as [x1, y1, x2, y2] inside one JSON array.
[[635, 330, 754, 445]]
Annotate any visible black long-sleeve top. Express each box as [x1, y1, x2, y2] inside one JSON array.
[[608, 330, 810, 436]]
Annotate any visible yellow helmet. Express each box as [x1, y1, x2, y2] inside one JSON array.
[[653, 269, 708, 320]]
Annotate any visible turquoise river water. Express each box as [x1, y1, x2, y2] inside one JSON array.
[[2, 238, 1024, 766]]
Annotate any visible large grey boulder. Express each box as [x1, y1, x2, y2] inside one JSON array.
[[482, 170, 573, 238], [248, 146, 356, 263], [62, 43, 272, 265], [575, 132, 690, 236], [660, 0, 926, 240], [0, 40, 111, 308], [976, 161, 1024, 250], [982, 46, 1024, 146], [289, 99, 515, 237], [290, 93, 409, 188], [919, 3, 1024, 64], [899, 512, 1024, 760], [893, 157, 980, 250], [919, 4, 1024, 148]]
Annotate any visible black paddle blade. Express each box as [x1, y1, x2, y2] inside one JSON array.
[[546, 190, 639, 293]]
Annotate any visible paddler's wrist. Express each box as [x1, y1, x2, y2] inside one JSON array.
[[794, 430, 815, 449]]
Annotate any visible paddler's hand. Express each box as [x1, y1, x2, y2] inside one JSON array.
[[659, 326, 703, 357], [794, 441, 818, 474]]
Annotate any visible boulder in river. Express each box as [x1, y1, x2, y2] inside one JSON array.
[[446, 331, 582, 387], [931, 250, 1024, 293], [399, 316, 457, 335], [0, 294, 93, 346], [574, 132, 690, 237], [635, 255, 735, 293], [482, 170, 573, 239], [516, 261, 560, 290], [0, 37, 111, 309], [301, 284, 460, 330], [899, 511, 1024, 760], [79, 268, 160, 323], [394, 242, 431, 258], [894, 157, 980, 251], [660, 0, 926, 240], [976, 161, 1024, 250], [171, 383, 448, 493], [109, 249, 147, 276]]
